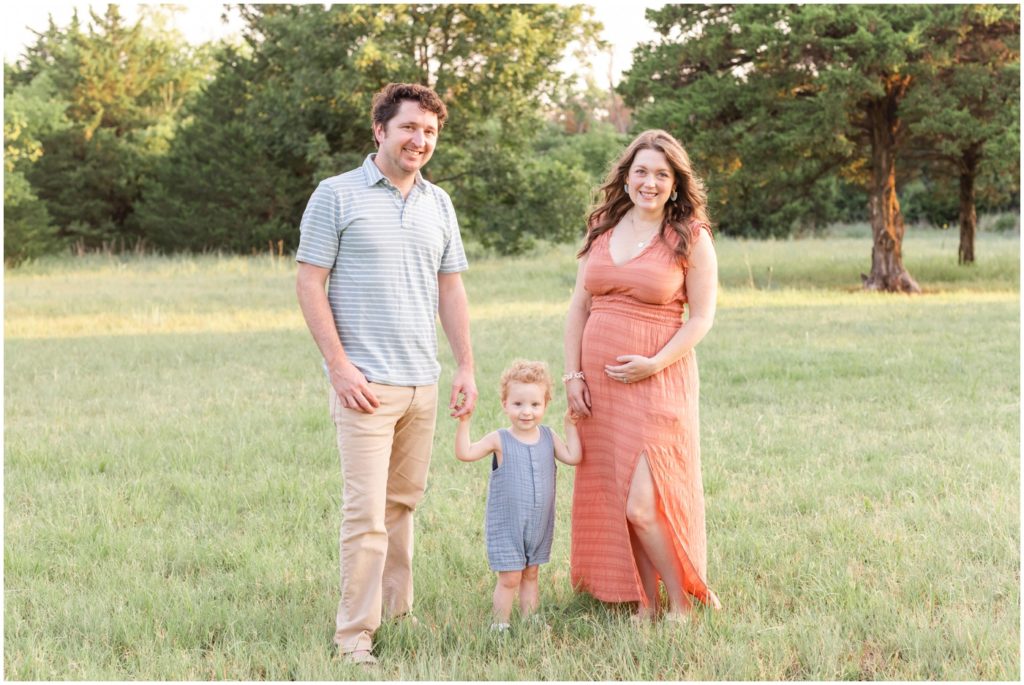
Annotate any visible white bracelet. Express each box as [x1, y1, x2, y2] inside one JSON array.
[[562, 371, 585, 382]]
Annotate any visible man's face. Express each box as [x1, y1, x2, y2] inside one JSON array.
[[373, 100, 439, 178]]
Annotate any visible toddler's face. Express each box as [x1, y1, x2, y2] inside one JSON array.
[[502, 381, 548, 431]]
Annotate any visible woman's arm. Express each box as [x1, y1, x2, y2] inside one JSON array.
[[604, 229, 718, 383], [564, 255, 594, 418], [454, 418, 501, 463]]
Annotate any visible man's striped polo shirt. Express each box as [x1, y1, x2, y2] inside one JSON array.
[[296, 154, 468, 386]]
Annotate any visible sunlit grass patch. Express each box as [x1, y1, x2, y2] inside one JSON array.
[[5, 309, 306, 339]]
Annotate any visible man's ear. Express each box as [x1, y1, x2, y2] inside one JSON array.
[[372, 123, 384, 147]]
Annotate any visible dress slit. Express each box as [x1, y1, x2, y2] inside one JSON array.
[[624, 448, 648, 605], [628, 445, 713, 606], [645, 445, 713, 604]]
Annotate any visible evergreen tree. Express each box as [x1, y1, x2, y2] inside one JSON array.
[[621, 5, 853, 238], [135, 43, 304, 252], [903, 5, 1020, 263], [16, 5, 211, 250], [3, 67, 70, 263], [623, 5, 957, 292], [139, 4, 602, 254]]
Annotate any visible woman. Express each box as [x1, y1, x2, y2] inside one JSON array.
[[564, 129, 721, 621]]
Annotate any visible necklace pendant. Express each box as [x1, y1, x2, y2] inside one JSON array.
[[638, 240, 646, 248]]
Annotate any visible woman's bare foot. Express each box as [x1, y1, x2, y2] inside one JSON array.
[[630, 603, 657, 624], [663, 611, 692, 625], [664, 593, 693, 621], [704, 588, 722, 610]]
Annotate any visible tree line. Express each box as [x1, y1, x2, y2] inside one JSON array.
[[4, 4, 1019, 292], [622, 4, 1019, 291]]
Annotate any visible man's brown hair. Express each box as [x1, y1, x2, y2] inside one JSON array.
[[371, 83, 448, 144]]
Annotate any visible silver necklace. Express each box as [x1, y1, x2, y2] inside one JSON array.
[[630, 212, 661, 248]]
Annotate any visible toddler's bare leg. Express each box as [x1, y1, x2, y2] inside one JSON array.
[[493, 570, 522, 624], [518, 565, 540, 616]]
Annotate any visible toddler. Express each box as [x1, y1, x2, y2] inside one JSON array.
[[454, 359, 581, 631]]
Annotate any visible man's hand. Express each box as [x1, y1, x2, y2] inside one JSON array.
[[329, 357, 380, 414], [449, 366, 478, 418]]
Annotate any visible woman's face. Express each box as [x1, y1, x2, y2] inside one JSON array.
[[625, 148, 675, 214]]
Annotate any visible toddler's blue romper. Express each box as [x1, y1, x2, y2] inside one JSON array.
[[485, 426, 557, 572]]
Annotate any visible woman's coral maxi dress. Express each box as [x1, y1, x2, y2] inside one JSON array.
[[571, 223, 716, 606]]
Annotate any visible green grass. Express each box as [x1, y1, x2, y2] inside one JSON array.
[[4, 228, 1019, 679]]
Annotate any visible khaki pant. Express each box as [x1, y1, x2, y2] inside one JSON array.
[[329, 383, 437, 654]]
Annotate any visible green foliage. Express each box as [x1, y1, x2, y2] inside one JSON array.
[[136, 6, 382, 252], [3, 69, 71, 263], [446, 119, 625, 253], [134, 43, 305, 253], [987, 213, 1019, 233], [8, 4, 1016, 261], [899, 177, 959, 227], [450, 121, 624, 254], [900, 5, 1020, 240], [137, 4, 602, 254], [621, 5, 1020, 241], [4, 171, 60, 264], [8, 6, 212, 253], [904, 6, 1020, 168], [539, 122, 629, 183], [894, 174, 1015, 228], [621, 5, 859, 236]]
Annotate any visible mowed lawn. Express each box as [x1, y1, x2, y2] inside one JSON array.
[[4, 228, 1019, 680]]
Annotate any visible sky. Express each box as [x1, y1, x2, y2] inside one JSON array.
[[1, 2, 664, 86]]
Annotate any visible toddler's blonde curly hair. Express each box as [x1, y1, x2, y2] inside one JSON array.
[[499, 359, 553, 404]]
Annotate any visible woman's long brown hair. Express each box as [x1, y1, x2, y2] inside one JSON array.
[[579, 129, 710, 263]]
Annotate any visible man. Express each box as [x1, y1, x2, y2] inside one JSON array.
[[295, 83, 477, 666]]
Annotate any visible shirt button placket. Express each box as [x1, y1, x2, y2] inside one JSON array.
[[402, 187, 416, 229], [530, 446, 540, 507]]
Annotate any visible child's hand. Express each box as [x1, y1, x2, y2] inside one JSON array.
[[554, 414, 583, 466], [456, 408, 473, 422]]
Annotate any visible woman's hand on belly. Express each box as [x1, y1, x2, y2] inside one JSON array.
[[604, 354, 660, 385]]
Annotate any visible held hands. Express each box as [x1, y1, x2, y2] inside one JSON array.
[[560, 409, 584, 465], [329, 357, 380, 413], [605, 355, 660, 385], [449, 366, 478, 418], [565, 377, 592, 419]]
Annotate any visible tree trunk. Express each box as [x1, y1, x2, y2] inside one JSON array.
[[958, 146, 980, 265], [861, 89, 921, 294]]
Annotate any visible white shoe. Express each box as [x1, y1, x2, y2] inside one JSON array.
[[341, 649, 378, 667]]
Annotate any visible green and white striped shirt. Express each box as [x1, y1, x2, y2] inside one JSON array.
[[296, 154, 468, 386]]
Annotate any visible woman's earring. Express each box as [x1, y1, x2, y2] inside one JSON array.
[[623, 183, 629, 195], [670, 190, 678, 201]]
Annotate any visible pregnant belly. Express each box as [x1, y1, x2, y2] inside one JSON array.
[[582, 310, 678, 369]]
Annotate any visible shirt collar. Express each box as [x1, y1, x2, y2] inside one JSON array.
[[362, 154, 427, 190]]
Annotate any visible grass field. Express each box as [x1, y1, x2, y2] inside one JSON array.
[[4, 226, 1020, 679]]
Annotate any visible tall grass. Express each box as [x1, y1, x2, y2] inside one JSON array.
[[4, 228, 1019, 679]]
